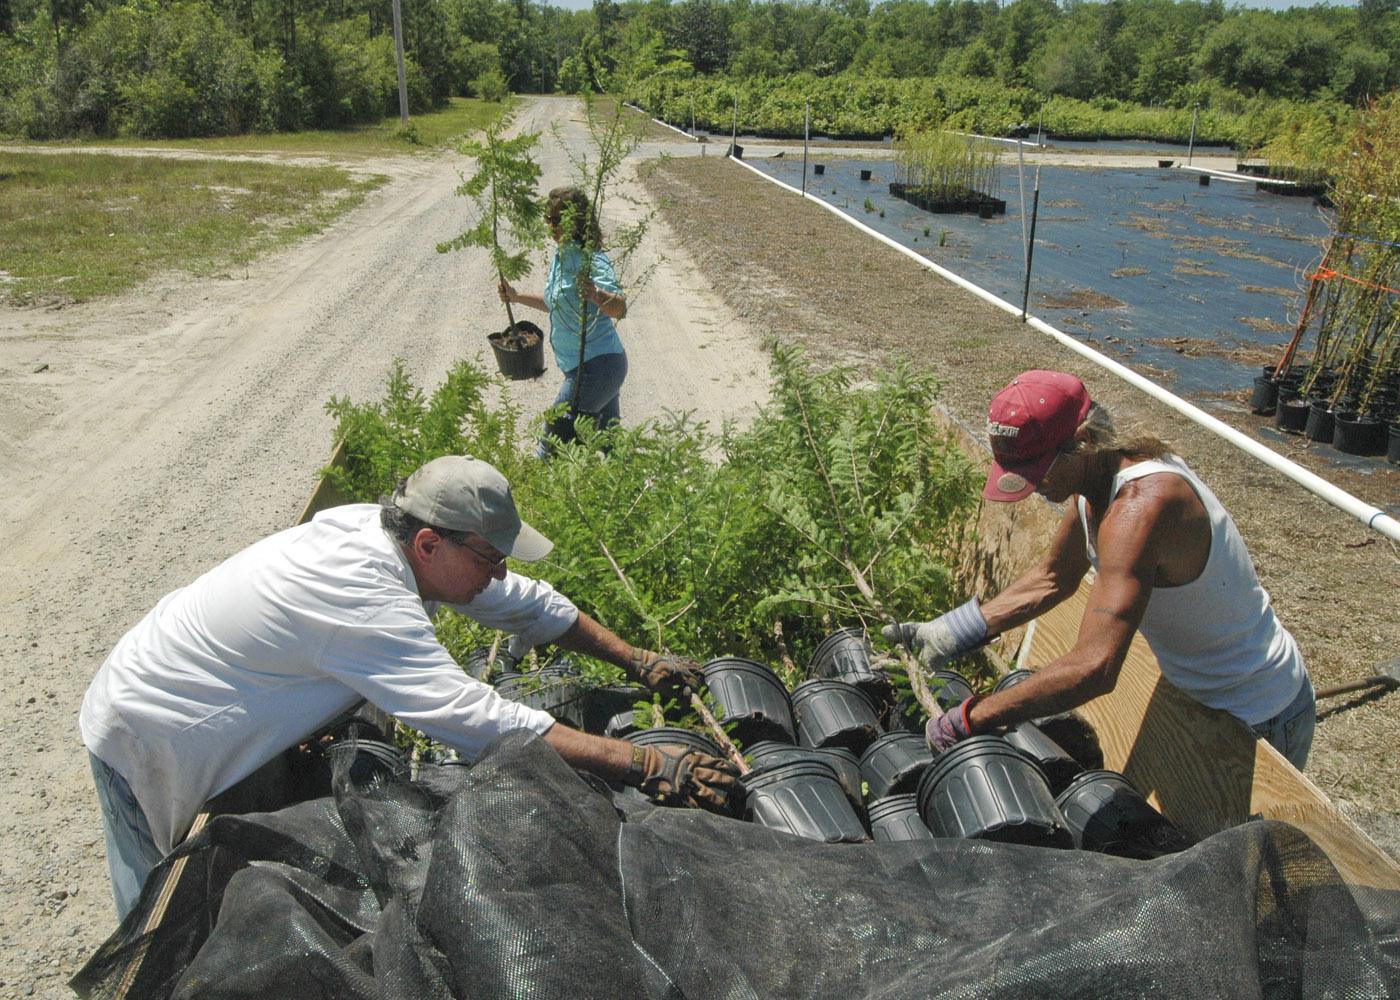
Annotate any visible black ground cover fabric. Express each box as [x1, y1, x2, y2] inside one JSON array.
[[73, 731, 1400, 999]]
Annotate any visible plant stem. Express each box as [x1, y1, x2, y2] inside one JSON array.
[[690, 693, 751, 774]]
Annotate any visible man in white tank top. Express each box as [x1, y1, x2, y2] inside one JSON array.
[[885, 370, 1315, 770]]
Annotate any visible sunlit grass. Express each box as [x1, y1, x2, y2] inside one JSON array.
[[0, 152, 385, 303], [6, 96, 514, 159]]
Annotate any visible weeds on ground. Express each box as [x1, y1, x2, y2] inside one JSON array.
[[0, 152, 383, 303], [7, 97, 512, 158]]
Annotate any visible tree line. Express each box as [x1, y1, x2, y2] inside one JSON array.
[[1, 0, 1395, 140]]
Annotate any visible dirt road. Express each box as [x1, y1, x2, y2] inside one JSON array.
[[0, 96, 767, 998]]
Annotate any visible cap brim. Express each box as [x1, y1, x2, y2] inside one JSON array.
[[490, 519, 553, 562], [983, 449, 1059, 503]]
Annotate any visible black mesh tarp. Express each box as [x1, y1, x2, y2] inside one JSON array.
[[73, 731, 1400, 999]]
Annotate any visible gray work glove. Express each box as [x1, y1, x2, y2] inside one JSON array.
[[881, 598, 989, 669], [628, 648, 705, 697], [627, 743, 740, 814]]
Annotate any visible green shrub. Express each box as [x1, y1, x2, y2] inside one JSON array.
[[325, 347, 980, 674], [473, 67, 509, 103]]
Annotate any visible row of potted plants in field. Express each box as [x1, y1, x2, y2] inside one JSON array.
[[1251, 97, 1400, 464]]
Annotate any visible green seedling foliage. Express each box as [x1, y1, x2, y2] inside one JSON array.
[[437, 112, 546, 328], [326, 346, 980, 744]]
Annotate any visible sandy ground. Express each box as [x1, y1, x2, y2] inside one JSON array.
[[1, 98, 1395, 996], [0, 96, 768, 998]]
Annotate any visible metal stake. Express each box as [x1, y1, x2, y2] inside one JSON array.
[[1021, 166, 1042, 321], [802, 101, 810, 196]]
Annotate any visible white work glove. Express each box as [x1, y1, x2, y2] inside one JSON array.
[[881, 598, 989, 669]]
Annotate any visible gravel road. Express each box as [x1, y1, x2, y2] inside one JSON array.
[[0, 96, 767, 998]]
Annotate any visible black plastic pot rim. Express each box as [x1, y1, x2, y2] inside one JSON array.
[[790, 678, 880, 711]]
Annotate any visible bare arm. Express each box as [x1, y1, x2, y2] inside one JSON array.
[[978, 504, 1092, 637], [580, 277, 627, 320], [498, 280, 547, 313], [970, 482, 1170, 732], [551, 611, 637, 672], [542, 722, 636, 782]]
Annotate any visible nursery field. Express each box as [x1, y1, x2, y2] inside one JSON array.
[[0, 94, 1395, 998], [751, 156, 1329, 401]]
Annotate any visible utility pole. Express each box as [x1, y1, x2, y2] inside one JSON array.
[[391, 0, 409, 125]]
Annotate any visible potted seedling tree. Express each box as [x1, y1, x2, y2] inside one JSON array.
[[439, 113, 548, 379]]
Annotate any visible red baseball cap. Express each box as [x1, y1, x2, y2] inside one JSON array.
[[983, 371, 1092, 502]]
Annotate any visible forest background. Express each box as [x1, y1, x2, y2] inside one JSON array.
[[1, 0, 1396, 156]]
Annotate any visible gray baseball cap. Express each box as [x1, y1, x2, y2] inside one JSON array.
[[392, 456, 553, 561]]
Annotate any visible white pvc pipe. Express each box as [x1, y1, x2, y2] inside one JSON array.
[[726, 154, 1400, 542]]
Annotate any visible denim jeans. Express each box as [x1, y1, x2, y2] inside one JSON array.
[[1251, 678, 1316, 771], [539, 350, 628, 455], [89, 752, 164, 921]]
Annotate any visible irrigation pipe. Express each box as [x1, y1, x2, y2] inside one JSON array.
[[725, 153, 1400, 543]]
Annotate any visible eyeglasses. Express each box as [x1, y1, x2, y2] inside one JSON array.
[[448, 534, 507, 569]]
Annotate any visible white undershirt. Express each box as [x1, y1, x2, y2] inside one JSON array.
[[80, 504, 576, 853], [1077, 455, 1305, 726]]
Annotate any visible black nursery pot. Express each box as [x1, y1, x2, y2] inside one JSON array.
[[703, 658, 796, 744], [1002, 722, 1083, 795], [1273, 395, 1310, 433], [993, 669, 1033, 693], [1249, 376, 1278, 415], [860, 731, 936, 800], [859, 168, 873, 181], [1332, 413, 1387, 456], [741, 760, 868, 843], [745, 742, 864, 816], [930, 670, 976, 711], [463, 646, 518, 681], [625, 727, 721, 757], [916, 735, 1073, 848], [1304, 400, 1335, 443], [808, 628, 894, 705], [791, 679, 883, 754], [867, 794, 935, 842], [813, 163, 826, 175], [604, 710, 640, 739], [1055, 769, 1190, 859], [325, 739, 408, 787], [493, 670, 590, 727], [488, 320, 545, 380]]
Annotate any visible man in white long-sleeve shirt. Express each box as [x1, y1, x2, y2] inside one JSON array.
[[81, 455, 738, 919]]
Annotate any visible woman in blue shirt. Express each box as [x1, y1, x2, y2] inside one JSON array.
[[499, 186, 628, 453]]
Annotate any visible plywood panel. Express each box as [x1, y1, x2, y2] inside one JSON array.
[[1026, 578, 1400, 891]]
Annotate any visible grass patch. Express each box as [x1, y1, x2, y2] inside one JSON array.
[[6, 97, 512, 158], [0, 151, 384, 303]]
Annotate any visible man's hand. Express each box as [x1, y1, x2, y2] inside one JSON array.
[[926, 696, 981, 753], [881, 598, 988, 669], [629, 744, 740, 813], [628, 648, 704, 695]]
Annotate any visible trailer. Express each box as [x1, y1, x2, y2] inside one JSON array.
[[79, 435, 1400, 999]]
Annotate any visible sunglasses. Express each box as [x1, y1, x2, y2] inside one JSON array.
[[449, 534, 507, 569]]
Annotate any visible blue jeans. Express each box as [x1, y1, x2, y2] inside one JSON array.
[[540, 351, 628, 455], [1251, 679, 1316, 771], [90, 752, 164, 921]]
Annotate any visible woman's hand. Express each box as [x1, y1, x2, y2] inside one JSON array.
[[579, 278, 626, 320], [497, 280, 516, 304]]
